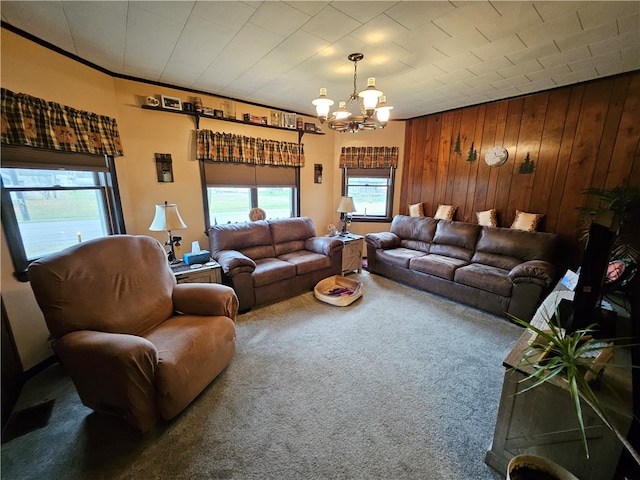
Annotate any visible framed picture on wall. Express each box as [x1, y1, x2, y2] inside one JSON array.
[[161, 95, 182, 111]]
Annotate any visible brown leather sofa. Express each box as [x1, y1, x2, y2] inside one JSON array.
[[365, 215, 560, 321], [208, 217, 343, 311], [28, 235, 238, 432]]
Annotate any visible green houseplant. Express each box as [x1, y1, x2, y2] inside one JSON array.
[[509, 311, 640, 467], [577, 186, 640, 262]]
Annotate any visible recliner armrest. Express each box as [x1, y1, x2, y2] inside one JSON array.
[[304, 236, 343, 256], [173, 283, 239, 320], [214, 250, 256, 276], [508, 260, 556, 288], [365, 232, 401, 249]]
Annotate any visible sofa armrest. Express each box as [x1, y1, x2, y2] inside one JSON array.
[[55, 330, 159, 431], [508, 260, 556, 288], [214, 250, 256, 276], [304, 236, 343, 256], [365, 232, 401, 249], [173, 283, 239, 320]]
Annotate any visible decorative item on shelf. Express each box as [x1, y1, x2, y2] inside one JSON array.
[[202, 107, 214, 116], [304, 122, 316, 132], [270, 111, 281, 127], [155, 153, 174, 183], [281, 112, 296, 129], [243, 114, 268, 125], [182, 102, 193, 112], [314, 164, 323, 184], [312, 52, 393, 133], [146, 96, 160, 107], [221, 100, 235, 119], [296, 116, 304, 130], [213, 109, 224, 118], [327, 224, 338, 236], [193, 97, 202, 113], [149, 201, 187, 263], [161, 95, 182, 111], [519, 152, 535, 174], [337, 196, 356, 235], [467, 141, 477, 162]]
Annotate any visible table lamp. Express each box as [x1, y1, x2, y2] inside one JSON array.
[[149, 200, 187, 263], [336, 196, 356, 235]]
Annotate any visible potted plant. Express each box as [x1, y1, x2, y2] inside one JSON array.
[[508, 311, 640, 469], [577, 186, 640, 263]]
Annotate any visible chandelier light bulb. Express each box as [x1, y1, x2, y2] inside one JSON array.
[[311, 87, 334, 123], [358, 77, 383, 115], [375, 95, 393, 126], [334, 101, 351, 120]]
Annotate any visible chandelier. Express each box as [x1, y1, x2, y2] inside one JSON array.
[[312, 53, 393, 133]]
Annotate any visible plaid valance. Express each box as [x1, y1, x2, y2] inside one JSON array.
[[339, 146, 399, 168], [1, 88, 124, 157], [197, 130, 305, 167]]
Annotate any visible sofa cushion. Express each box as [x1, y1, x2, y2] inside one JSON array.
[[252, 258, 296, 287], [409, 254, 468, 280], [209, 220, 272, 254], [278, 251, 331, 275], [377, 247, 426, 268], [274, 239, 306, 257], [390, 215, 438, 244], [430, 221, 480, 261], [454, 264, 512, 297], [473, 227, 558, 264], [269, 217, 316, 244], [239, 244, 276, 261]]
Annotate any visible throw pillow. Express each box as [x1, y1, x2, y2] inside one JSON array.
[[434, 204, 456, 222], [511, 210, 543, 232], [476, 209, 498, 227], [409, 202, 424, 217]]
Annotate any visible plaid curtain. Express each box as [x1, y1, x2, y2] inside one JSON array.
[[197, 130, 305, 167], [339, 146, 398, 168], [1, 88, 124, 156]]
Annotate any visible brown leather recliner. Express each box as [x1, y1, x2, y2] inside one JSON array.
[[28, 235, 238, 432]]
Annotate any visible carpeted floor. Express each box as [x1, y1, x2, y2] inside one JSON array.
[[1, 271, 523, 480]]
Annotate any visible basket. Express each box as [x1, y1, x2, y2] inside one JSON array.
[[314, 275, 363, 307]]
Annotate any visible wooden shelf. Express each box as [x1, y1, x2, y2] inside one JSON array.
[[141, 105, 325, 141]]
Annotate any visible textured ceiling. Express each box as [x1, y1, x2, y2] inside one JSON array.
[[2, 1, 639, 119]]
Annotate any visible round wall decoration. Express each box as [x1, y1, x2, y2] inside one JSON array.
[[485, 146, 509, 167]]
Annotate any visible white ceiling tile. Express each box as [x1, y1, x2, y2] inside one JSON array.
[[466, 56, 513, 76], [464, 71, 505, 88], [516, 77, 557, 95], [434, 29, 490, 58], [576, 1, 639, 29], [472, 35, 525, 62], [498, 60, 543, 80], [526, 64, 572, 83], [301, 5, 362, 43], [393, 23, 452, 55], [491, 75, 531, 91], [127, 1, 195, 23], [385, 1, 457, 30], [555, 22, 618, 53], [433, 68, 477, 85], [431, 1, 500, 35], [279, 30, 330, 56], [518, 13, 583, 48], [538, 46, 592, 69], [620, 46, 640, 70], [590, 32, 640, 57], [190, 1, 256, 29], [2, 1, 76, 53], [552, 67, 600, 87], [433, 51, 480, 73], [618, 13, 640, 36], [482, 2, 543, 41], [331, 1, 397, 24], [350, 13, 409, 48], [506, 42, 559, 66], [250, 1, 310, 37]]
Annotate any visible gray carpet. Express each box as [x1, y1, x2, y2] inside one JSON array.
[[1, 271, 522, 480]]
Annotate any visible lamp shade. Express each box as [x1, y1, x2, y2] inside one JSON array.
[[336, 196, 356, 213], [149, 201, 187, 231]]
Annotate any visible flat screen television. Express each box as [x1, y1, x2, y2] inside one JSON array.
[[564, 222, 615, 334]]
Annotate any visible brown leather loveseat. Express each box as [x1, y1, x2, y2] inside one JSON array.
[[365, 215, 559, 321], [208, 217, 344, 311]]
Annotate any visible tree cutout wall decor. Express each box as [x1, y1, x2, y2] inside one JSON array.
[[454, 133, 461, 154], [467, 141, 477, 162], [519, 152, 535, 174]]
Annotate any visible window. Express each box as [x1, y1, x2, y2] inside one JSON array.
[[1, 147, 125, 281], [200, 161, 299, 227], [342, 167, 395, 222]]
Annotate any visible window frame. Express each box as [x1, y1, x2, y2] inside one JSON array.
[[199, 161, 300, 231], [342, 167, 395, 223], [1, 152, 125, 282]]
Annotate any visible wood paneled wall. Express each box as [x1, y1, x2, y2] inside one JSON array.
[[401, 71, 640, 266]]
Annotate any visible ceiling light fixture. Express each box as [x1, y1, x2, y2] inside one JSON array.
[[312, 53, 393, 134]]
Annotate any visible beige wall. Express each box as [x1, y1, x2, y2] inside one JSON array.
[[1, 28, 405, 369]]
